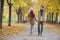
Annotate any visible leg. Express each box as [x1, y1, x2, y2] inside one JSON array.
[[30, 24, 34, 34], [41, 22, 43, 34], [38, 22, 40, 36]]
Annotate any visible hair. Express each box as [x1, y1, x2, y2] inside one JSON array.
[[41, 5, 44, 8], [29, 10, 35, 18]]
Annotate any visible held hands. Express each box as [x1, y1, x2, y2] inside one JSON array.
[[35, 18, 38, 22]]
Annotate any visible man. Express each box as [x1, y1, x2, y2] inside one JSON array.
[[38, 6, 45, 36]]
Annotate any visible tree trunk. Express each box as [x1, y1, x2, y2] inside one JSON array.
[[18, 14, 20, 23], [8, 5, 12, 26], [20, 13, 23, 23], [0, 0, 4, 28], [50, 13, 52, 22], [52, 12, 54, 23], [55, 12, 58, 24], [47, 14, 48, 22], [48, 14, 51, 23], [23, 15, 24, 21]]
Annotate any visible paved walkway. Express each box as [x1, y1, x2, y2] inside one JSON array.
[[0, 24, 60, 40]]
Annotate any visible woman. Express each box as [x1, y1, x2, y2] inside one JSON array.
[[28, 10, 35, 35]]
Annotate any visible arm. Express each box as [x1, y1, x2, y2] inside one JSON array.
[[35, 17, 38, 22], [43, 11, 46, 23]]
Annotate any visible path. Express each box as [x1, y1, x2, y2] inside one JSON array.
[[0, 24, 60, 40]]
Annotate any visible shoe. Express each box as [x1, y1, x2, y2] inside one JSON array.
[[30, 32, 33, 36], [38, 33, 40, 36], [40, 34, 42, 36]]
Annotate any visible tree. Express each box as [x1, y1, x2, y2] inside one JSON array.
[[16, 7, 22, 23], [7, 0, 13, 26], [55, 9, 58, 24], [16, 9, 19, 23], [51, 12, 54, 23], [16, 7, 24, 23], [0, 0, 4, 28]]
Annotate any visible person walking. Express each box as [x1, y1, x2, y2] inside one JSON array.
[[38, 6, 45, 36], [28, 10, 35, 35]]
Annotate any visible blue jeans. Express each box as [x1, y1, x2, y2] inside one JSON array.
[[38, 21, 44, 34], [30, 24, 34, 33]]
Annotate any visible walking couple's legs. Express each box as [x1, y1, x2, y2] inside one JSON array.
[[38, 21, 43, 36]]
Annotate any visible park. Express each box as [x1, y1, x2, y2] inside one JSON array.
[[0, 0, 60, 40]]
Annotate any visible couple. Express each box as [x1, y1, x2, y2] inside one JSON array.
[[28, 6, 45, 36]]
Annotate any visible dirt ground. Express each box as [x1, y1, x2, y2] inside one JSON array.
[[0, 22, 60, 39], [45, 23, 60, 35], [0, 22, 28, 38]]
